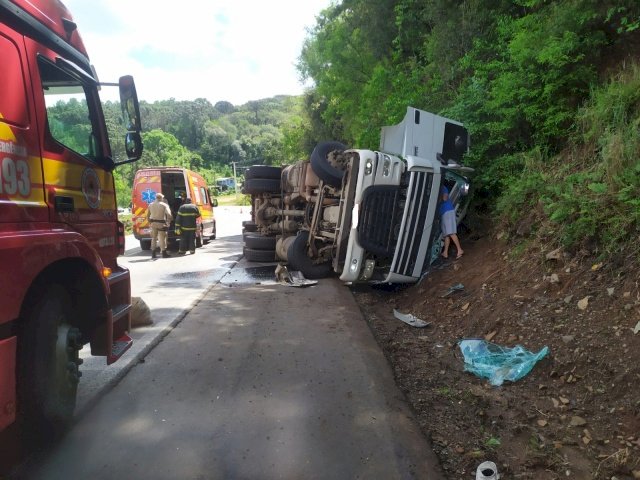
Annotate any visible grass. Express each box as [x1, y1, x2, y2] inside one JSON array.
[[215, 193, 251, 206]]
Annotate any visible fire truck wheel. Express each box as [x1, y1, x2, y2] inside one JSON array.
[[244, 233, 277, 250], [245, 165, 282, 180], [243, 178, 281, 195], [196, 231, 203, 248], [140, 239, 152, 251], [243, 247, 277, 262], [18, 284, 82, 438], [211, 220, 217, 240], [310, 141, 348, 188], [286, 230, 332, 279]]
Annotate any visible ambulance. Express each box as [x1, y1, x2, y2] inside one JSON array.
[[132, 167, 218, 250]]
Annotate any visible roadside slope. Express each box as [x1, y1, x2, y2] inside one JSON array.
[[354, 229, 640, 479]]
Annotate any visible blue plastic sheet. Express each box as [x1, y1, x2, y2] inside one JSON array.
[[459, 339, 549, 386]]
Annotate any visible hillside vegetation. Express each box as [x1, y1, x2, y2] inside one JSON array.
[[297, 0, 640, 255]]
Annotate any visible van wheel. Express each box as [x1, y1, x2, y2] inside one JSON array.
[[18, 285, 82, 439], [286, 230, 332, 279], [210, 221, 217, 240], [140, 239, 151, 251], [195, 233, 203, 248], [310, 141, 348, 188]]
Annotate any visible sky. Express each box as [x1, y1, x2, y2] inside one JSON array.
[[64, 0, 333, 106]]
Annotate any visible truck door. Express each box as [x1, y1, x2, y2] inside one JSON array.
[[25, 39, 118, 255], [0, 28, 47, 226]]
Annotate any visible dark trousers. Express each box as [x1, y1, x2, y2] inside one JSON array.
[[179, 230, 196, 253]]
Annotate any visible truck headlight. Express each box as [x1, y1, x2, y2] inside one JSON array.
[[365, 159, 373, 175], [361, 259, 375, 280], [383, 156, 391, 176], [460, 182, 470, 196]]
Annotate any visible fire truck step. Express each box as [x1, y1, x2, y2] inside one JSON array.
[[108, 334, 133, 364], [111, 304, 132, 322]]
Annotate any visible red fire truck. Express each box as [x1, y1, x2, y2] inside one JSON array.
[[0, 0, 143, 434]]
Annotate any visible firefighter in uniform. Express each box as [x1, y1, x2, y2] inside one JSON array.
[[174, 197, 201, 254], [146, 192, 172, 258]]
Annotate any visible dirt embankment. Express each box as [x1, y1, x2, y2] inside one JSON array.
[[353, 225, 640, 479]]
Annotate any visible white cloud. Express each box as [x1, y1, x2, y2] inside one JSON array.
[[63, 0, 332, 105]]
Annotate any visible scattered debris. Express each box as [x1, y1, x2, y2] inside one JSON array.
[[570, 416, 587, 427], [633, 321, 640, 335], [607, 287, 615, 296], [393, 309, 431, 328], [543, 273, 560, 284], [458, 339, 549, 386], [476, 460, 500, 480], [545, 248, 562, 260], [274, 264, 318, 287], [441, 283, 465, 297], [577, 296, 590, 310]]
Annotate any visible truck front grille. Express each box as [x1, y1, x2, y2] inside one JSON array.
[[390, 171, 434, 277], [357, 185, 401, 257]]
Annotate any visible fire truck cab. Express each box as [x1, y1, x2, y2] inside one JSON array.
[[0, 0, 142, 434]]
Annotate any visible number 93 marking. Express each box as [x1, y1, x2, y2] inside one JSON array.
[[0, 157, 31, 197]]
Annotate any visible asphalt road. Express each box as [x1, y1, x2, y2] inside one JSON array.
[[9, 205, 443, 480]]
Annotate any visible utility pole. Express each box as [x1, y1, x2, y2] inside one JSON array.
[[232, 161, 239, 203]]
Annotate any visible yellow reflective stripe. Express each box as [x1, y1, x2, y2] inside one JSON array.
[[179, 227, 197, 231], [177, 212, 198, 216]]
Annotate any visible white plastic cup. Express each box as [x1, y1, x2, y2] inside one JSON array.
[[476, 460, 499, 480]]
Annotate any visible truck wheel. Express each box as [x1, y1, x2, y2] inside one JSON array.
[[140, 239, 151, 250], [286, 230, 332, 279], [210, 220, 217, 240], [310, 141, 348, 188], [18, 285, 82, 438], [243, 178, 281, 195], [242, 221, 258, 233], [195, 232, 203, 248], [243, 247, 277, 262], [244, 233, 277, 250], [245, 166, 282, 180]]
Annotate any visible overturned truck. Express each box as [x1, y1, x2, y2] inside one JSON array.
[[242, 107, 473, 283]]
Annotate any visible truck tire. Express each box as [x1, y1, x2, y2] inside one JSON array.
[[18, 284, 82, 438], [195, 232, 203, 248], [287, 230, 332, 279], [245, 165, 282, 180], [244, 233, 277, 250], [242, 221, 258, 233], [140, 239, 151, 251], [243, 178, 281, 195], [243, 247, 277, 263], [310, 141, 348, 188]]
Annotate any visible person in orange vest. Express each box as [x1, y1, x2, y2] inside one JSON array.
[[174, 197, 201, 254], [146, 192, 172, 259]]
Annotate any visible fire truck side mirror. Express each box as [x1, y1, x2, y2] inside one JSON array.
[[119, 75, 141, 133], [125, 132, 143, 159], [115, 75, 143, 164]]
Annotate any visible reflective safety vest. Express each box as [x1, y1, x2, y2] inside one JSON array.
[[175, 203, 201, 231]]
